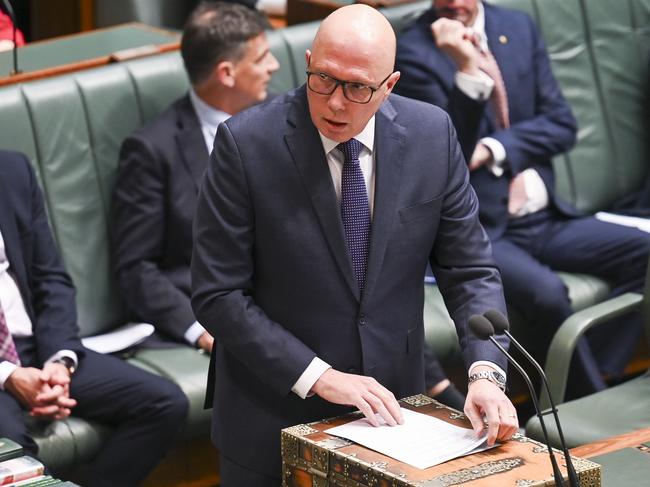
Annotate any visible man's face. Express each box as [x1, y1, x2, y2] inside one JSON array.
[[306, 43, 398, 143], [433, 0, 479, 26], [231, 33, 279, 105]]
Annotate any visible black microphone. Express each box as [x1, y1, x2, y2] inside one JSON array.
[[0, 0, 20, 75], [483, 309, 580, 487], [468, 314, 567, 487]]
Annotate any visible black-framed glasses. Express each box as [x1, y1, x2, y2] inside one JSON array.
[[305, 70, 392, 104]]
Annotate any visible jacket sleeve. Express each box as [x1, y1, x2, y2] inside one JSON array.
[[191, 123, 317, 396], [429, 116, 509, 372], [14, 155, 85, 363], [111, 135, 196, 343]]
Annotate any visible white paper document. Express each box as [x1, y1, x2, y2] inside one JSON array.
[[81, 322, 155, 354], [326, 407, 492, 469], [596, 212, 650, 233]]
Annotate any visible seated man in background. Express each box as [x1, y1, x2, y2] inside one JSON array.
[[395, 0, 650, 394], [111, 1, 279, 352], [0, 149, 188, 487]]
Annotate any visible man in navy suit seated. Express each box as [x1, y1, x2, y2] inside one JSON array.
[[0, 150, 188, 487], [395, 0, 650, 394], [111, 1, 279, 353]]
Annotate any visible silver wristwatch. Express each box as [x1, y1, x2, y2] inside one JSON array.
[[468, 370, 506, 391]]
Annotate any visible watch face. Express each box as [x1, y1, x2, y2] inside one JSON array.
[[491, 371, 506, 386]]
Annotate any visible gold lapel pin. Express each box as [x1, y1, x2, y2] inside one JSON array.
[[499, 35, 508, 44]]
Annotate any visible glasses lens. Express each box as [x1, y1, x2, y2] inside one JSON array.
[[343, 84, 373, 103], [308, 72, 336, 95]]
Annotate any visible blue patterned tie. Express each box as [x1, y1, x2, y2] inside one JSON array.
[[338, 138, 371, 294]]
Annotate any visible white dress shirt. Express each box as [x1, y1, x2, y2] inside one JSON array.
[[0, 229, 77, 389], [291, 116, 504, 399], [454, 1, 548, 215], [182, 90, 232, 346]]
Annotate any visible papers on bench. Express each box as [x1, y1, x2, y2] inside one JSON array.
[[326, 407, 494, 470], [81, 322, 154, 354], [596, 212, 650, 233]]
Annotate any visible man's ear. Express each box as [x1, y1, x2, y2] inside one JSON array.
[[305, 49, 311, 68], [215, 60, 236, 88], [383, 71, 401, 100]]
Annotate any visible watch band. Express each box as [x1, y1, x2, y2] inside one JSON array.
[[53, 356, 76, 376], [468, 370, 506, 391]]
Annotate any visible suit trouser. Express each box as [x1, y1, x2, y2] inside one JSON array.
[[491, 209, 650, 393], [0, 347, 188, 487], [220, 454, 281, 487]]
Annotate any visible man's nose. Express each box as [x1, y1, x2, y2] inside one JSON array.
[[327, 84, 347, 111], [268, 53, 280, 73]]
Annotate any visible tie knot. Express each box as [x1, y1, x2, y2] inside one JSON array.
[[337, 138, 363, 163]]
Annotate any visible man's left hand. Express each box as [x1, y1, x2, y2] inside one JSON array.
[[469, 143, 493, 171], [464, 378, 518, 446]]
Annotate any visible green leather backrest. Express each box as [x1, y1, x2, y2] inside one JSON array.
[[490, 0, 650, 212], [0, 53, 189, 336]]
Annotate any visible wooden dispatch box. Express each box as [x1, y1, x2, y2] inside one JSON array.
[[281, 394, 601, 486]]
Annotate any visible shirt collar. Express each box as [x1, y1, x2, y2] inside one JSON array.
[[471, 2, 488, 51], [189, 89, 231, 130], [318, 115, 376, 156]]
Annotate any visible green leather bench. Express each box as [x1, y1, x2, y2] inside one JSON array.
[[0, 0, 648, 472]]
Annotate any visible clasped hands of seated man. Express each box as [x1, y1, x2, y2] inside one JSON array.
[[431, 17, 529, 217], [5, 362, 76, 420], [311, 366, 518, 446]]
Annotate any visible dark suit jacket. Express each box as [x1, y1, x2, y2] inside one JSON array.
[[0, 150, 84, 365], [111, 95, 209, 343], [395, 4, 579, 238], [191, 86, 508, 476]]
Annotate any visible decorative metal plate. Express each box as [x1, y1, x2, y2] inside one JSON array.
[[421, 457, 524, 486]]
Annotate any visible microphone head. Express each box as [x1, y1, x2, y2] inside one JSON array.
[[484, 309, 509, 334], [468, 314, 495, 340]]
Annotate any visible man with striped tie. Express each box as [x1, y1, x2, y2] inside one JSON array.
[[191, 4, 517, 485], [395, 0, 650, 397]]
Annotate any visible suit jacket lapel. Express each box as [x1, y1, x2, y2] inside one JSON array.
[[285, 88, 360, 301], [485, 5, 517, 107], [0, 177, 29, 299], [175, 95, 210, 189], [362, 100, 404, 303]]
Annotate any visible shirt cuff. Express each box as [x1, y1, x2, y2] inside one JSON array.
[[184, 321, 206, 346], [45, 350, 79, 368], [291, 357, 331, 399], [0, 361, 18, 390], [456, 70, 494, 101], [480, 137, 507, 177], [468, 360, 506, 380]]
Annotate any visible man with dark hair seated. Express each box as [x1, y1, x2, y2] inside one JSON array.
[[111, 1, 279, 353], [0, 149, 188, 487]]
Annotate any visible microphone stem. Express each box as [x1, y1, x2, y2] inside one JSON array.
[[505, 331, 580, 487], [488, 336, 566, 487]]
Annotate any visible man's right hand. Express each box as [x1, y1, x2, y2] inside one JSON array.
[[5, 367, 76, 420], [311, 369, 403, 427], [431, 18, 481, 76], [197, 331, 214, 353]]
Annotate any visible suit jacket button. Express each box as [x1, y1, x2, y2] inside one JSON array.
[[359, 313, 366, 326]]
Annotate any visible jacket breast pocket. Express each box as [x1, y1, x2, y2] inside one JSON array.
[[398, 196, 442, 224]]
